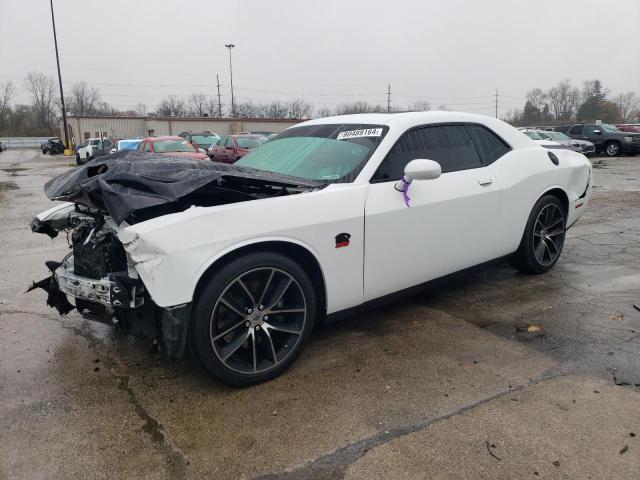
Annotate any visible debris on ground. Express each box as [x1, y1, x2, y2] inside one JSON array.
[[619, 445, 629, 455], [633, 304, 640, 313], [485, 441, 501, 461], [609, 313, 624, 321]]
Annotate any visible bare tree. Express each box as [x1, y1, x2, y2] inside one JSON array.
[[156, 95, 187, 116], [525, 88, 547, 110], [335, 101, 385, 115], [614, 92, 640, 123], [284, 99, 313, 119], [437, 104, 449, 111], [24, 72, 57, 130], [188, 93, 209, 116], [235, 101, 262, 118], [547, 79, 579, 120], [409, 100, 431, 111], [135, 103, 148, 115], [0, 81, 15, 130], [316, 107, 332, 118], [67, 82, 101, 115]]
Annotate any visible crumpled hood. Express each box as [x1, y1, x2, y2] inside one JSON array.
[[44, 150, 322, 224]]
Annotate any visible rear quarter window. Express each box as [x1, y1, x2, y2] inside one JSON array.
[[466, 125, 511, 165]]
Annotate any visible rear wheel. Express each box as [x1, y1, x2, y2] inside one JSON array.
[[510, 195, 566, 274], [189, 251, 317, 386]]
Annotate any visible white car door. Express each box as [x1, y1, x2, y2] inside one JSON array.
[[363, 124, 502, 301]]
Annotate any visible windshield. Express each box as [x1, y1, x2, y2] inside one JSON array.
[[236, 137, 263, 149], [118, 140, 142, 150], [548, 131, 571, 141], [89, 140, 100, 146], [524, 131, 544, 140], [191, 134, 218, 145], [536, 131, 552, 140], [152, 139, 195, 153], [236, 124, 388, 182], [601, 124, 621, 133]]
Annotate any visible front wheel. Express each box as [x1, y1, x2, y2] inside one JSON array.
[[605, 142, 621, 157], [510, 195, 566, 274], [189, 251, 317, 386]]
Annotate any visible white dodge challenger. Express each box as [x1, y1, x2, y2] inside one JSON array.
[[31, 112, 592, 385]]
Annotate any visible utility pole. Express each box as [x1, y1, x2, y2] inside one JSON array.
[[49, 0, 70, 153], [216, 74, 222, 118], [225, 44, 235, 117], [494, 88, 499, 118], [387, 84, 391, 112]]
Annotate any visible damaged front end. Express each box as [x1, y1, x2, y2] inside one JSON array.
[[29, 152, 321, 359]]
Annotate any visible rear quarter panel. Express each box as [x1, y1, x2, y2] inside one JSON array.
[[489, 147, 591, 254]]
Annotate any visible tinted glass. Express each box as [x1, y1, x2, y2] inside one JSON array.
[[569, 125, 584, 135], [467, 125, 510, 164], [374, 125, 482, 181], [152, 140, 195, 153], [236, 137, 262, 149]]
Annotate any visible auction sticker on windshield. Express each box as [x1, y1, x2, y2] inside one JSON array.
[[336, 128, 383, 140]]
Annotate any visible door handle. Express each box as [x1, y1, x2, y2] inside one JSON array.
[[478, 176, 493, 186]]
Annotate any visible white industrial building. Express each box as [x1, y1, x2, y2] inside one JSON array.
[[60, 115, 304, 147]]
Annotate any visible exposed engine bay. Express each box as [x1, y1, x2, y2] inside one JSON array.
[[29, 152, 322, 358]]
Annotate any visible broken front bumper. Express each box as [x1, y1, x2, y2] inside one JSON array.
[[55, 264, 144, 309]]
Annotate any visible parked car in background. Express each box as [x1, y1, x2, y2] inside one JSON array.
[[32, 111, 592, 385], [0, 141, 6, 152], [556, 124, 640, 157], [208, 134, 266, 163], [178, 132, 220, 151], [137, 136, 208, 160], [616, 124, 640, 133], [238, 130, 277, 138], [110, 138, 143, 153], [41, 137, 66, 155], [535, 130, 595, 156], [519, 129, 564, 149], [75, 137, 114, 164]]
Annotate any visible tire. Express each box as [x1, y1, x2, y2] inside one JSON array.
[[605, 141, 621, 157], [75, 153, 82, 165], [85, 152, 91, 162], [510, 195, 566, 274], [189, 251, 317, 386]]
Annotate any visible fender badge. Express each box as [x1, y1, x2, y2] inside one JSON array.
[[335, 233, 351, 248]]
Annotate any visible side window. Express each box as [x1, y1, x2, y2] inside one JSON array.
[[225, 137, 234, 147], [569, 125, 584, 135], [373, 125, 482, 181], [466, 125, 511, 165], [584, 125, 599, 135], [144, 142, 152, 152]]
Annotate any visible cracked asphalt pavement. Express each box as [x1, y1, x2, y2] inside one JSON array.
[[1, 149, 639, 479]]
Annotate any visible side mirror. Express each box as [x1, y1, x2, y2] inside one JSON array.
[[403, 159, 441, 182], [593, 129, 601, 134], [198, 148, 207, 154]]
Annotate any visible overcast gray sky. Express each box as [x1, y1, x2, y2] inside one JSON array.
[[1, 0, 639, 116]]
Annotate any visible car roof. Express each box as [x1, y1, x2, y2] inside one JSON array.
[[297, 111, 532, 149], [143, 136, 186, 141]]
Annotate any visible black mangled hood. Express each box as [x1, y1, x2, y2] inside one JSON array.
[[45, 151, 322, 224]]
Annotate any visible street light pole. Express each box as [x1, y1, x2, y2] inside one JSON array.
[[225, 43, 235, 117], [49, 0, 70, 153]]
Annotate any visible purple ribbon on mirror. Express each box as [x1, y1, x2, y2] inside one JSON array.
[[399, 176, 411, 207]]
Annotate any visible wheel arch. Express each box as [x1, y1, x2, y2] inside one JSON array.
[[540, 186, 569, 216], [192, 239, 328, 317]]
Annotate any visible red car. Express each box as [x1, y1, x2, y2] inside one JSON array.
[[208, 134, 266, 163], [616, 124, 640, 133], [137, 136, 208, 160]]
